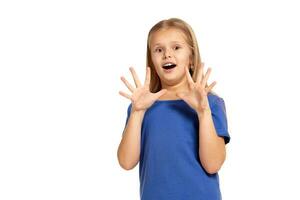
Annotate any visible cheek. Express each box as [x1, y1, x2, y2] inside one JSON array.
[[177, 53, 191, 65], [151, 54, 161, 67]]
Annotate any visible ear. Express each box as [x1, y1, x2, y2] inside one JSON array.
[[189, 53, 194, 66]]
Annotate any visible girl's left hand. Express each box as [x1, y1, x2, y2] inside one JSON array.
[[176, 62, 217, 114]]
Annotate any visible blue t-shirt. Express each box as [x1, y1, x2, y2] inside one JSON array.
[[124, 93, 231, 200]]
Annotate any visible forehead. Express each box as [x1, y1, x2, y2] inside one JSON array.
[[150, 28, 188, 47]]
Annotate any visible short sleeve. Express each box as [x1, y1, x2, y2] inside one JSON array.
[[124, 103, 132, 126], [121, 103, 132, 137], [211, 97, 231, 144]]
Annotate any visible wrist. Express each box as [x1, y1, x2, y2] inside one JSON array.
[[132, 108, 146, 115], [196, 108, 211, 117]]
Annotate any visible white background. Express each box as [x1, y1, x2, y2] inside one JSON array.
[[1, 0, 300, 199]]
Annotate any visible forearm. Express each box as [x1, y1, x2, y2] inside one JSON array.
[[197, 109, 226, 174], [117, 109, 145, 170]]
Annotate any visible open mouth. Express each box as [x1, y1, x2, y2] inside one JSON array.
[[162, 63, 177, 69]]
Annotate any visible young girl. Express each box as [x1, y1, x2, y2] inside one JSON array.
[[117, 18, 231, 200]]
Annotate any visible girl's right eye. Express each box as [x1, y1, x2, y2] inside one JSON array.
[[154, 48, 162, 53]]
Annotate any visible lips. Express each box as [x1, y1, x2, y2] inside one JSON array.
[[162, 62, 177, 69]]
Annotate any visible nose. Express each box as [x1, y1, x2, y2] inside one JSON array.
[[163, 48, 172, 59]]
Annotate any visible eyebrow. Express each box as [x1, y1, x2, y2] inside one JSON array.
[[153, 41, 184, 47]]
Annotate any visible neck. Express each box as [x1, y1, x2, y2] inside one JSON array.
[[160, 77, 189, 98]]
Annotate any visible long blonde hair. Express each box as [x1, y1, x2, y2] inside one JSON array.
[[146, 18, 217, 96]]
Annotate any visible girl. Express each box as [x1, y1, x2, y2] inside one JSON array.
[[117, 18, 231, 200]]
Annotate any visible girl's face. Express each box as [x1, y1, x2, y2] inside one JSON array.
[[150, 28, 192, 88]]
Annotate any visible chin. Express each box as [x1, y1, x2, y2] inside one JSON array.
[[161, 77, 182, 86]]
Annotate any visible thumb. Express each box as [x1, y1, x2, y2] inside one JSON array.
[[154, 89, 167, 99], [176, 92, 186, 99], [176, 92, 190, 103]]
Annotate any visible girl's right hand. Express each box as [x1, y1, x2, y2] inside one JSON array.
[[119, 67, 167, 112]]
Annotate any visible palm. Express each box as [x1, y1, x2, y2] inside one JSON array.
[[130, 86, 163, 110], [176, 63, 217, 113], [119, 67, 167, 112], [181, 85, 208, 111]]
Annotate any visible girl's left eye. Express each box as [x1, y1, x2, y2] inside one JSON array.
[[174, 46, 181, 50]]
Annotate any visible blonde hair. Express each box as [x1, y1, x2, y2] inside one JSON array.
[[146, 18, 217, 96]]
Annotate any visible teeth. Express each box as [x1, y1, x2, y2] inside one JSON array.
[[163, 63, 176, 70], [163, 63, 175, 67]]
